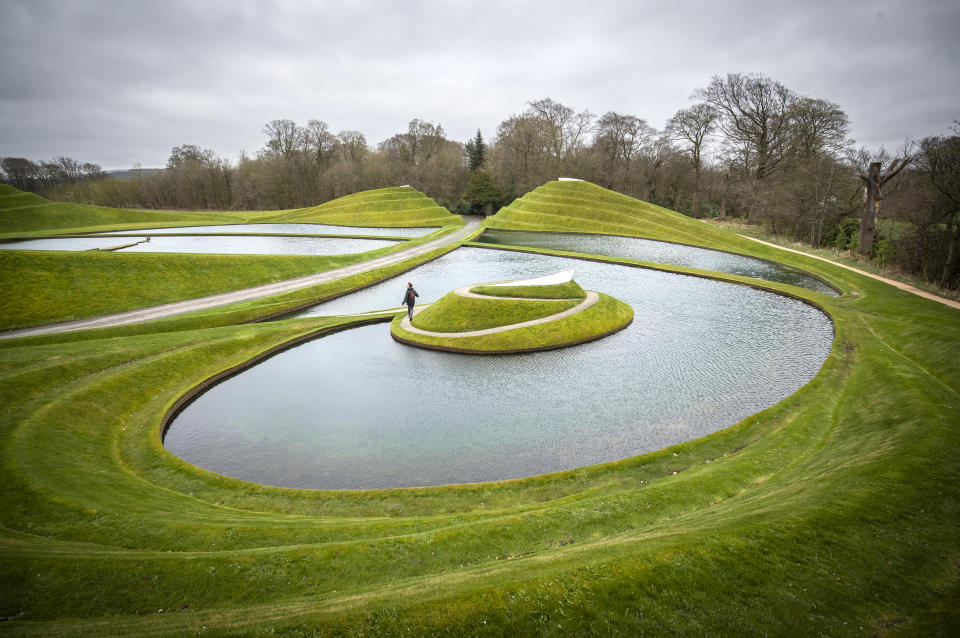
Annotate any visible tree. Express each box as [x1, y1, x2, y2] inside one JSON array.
[[167, 144, 216, 169], [915, 129, 960, 287], [666, 104, 717, 217], [0, 157, 40, 191], [857, 153, 912, 256], [526, 98, 593, 174], [593, 111, 654, 192], [465, 129, 486, 171], [262, 119, 304, 157], [696, 73, 795, 180], [462, 169, 502, 215]]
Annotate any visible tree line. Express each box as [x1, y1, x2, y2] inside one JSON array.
[[2, 72, 957, 289]]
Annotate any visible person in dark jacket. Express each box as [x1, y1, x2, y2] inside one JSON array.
[[402, 282, 419, 320]]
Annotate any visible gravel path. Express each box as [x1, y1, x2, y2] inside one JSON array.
[[1, 220, 481, 340], [737, 234, 960, 310]]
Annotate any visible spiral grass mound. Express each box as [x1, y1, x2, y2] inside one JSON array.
[[390, 269, 634, 354]]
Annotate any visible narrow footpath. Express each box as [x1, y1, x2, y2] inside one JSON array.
[[1, 219, 481, 340], [736, 234, 960, 311]]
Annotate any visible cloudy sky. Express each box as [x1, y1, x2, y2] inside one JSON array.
[[1, 0, 957, 169]]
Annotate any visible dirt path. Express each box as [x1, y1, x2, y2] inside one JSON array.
[[0, 220, 481, 340], [737, 234, 960, 310]]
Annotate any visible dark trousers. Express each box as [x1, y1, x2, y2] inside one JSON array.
[[407, 304, 414, 320]]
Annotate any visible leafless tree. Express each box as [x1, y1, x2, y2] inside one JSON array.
[[666, 104, 717, 217]]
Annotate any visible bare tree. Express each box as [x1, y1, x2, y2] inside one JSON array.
[[915, 129, 960, 286], [696, 73, 795, 180], [594, 111, 655, 191], [666, 104, 717, 217], [526, 98, 593, 174], [856, 152, 912, 256]]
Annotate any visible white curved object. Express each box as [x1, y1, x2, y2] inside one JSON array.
[[487, 269, 574, 287]]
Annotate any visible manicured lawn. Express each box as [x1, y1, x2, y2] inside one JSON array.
[[0, 181, 957, 636]]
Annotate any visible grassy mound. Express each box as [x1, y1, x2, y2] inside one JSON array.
[[486, 179, 757, 250], [471, 279, 586, 299], [274, 186, 462, 227], [0, 185, 230, 238], [0, 181, 958, 636], [391, 278, 633, 353]]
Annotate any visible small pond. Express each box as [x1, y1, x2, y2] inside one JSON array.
[[0, 235, 400, 256], [165, 247, 834, 489], [94, 223, 438, 237], [475, 229, 838, 296]]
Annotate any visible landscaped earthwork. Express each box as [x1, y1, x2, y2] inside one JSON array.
[[0, 180, 957, 636]]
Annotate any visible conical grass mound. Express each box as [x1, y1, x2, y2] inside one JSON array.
[[484, 179, 739, 250], [391, 270, 633, 354], [276, 186, 462, 227]]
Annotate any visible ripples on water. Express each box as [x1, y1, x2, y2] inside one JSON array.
[[94, 223, 437, 237], [166, 247, 834, 489], [0, 235, 399, 255], [475, 229, 838, 296]]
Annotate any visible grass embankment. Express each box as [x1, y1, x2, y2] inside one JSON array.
[[0, 182, 957, 635], [471, 279, 586, 299], [0, 185, 236, 238], [411, 287, 582, 333], [275, 186, 463, 227], [0, 185, 464, 331]]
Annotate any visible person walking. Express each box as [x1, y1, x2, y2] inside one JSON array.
[[402, 282, 419, 320]]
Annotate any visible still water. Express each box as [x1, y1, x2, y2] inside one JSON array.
[[0, 235, 399, 255], [165, 247, 834, 489], [94, 223, 438, 237], [475, 230, 838, 296]]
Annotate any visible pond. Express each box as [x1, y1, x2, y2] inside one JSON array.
[[475, 229, 838, 296], [165, 247, 834, 489], [0, 235, 400, 256], [93, 223, 438, 237]]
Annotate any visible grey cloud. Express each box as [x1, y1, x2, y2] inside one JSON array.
[[1, 0, 957, 169]]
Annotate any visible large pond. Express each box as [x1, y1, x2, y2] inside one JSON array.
[[93, 223, 438, 237], [0, 235, 400, 256], [165, 247, 834, 489], [475, 229, 838, 296]]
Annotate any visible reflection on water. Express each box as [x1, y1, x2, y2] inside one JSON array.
[[0, 235, 399, 256], [94, 223, 437, 237], [475, 229, 838, 296], [167, 247, 834, 489]]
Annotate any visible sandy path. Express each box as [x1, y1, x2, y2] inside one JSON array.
[[737, 234, 960, 310], [0, 220, 481, 340]]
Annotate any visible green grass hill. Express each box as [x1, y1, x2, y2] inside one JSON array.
[[391, 277, 633, 353], [485, 179, 753, 250], [275, 186, 462, 227]]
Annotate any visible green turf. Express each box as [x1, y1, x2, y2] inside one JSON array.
[[410, 291, 581, 333], [396, 291, 634, 352], [0, 181, 958, 636], [471, 279, 586, 300], [274, 186, 463, 227]]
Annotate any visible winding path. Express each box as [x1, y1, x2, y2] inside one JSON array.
[[399, 286, 599, 338], [1, 219, 481, 340]]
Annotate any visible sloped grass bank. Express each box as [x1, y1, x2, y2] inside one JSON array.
[[0, 262, 957, 635], [0, 182, 957, 635], [276, 186, 462, 227]]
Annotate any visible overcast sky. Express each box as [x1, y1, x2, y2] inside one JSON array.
[[1, 0, 958, 170]]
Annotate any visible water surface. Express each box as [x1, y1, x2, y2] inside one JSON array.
[[0, 235, 399, 255], [94, 223, 437, 237], [167, 247, 834, 489], [476, 229, 838, 296]]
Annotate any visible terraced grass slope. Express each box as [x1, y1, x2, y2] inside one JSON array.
[[275, 186, 462, 227], [0, 185, 230, 238], [390, 276, 633, 353], [486, 179, 755, 250], [0, 183, 958, 636]]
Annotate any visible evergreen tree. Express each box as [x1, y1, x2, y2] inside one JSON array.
[[465, 129, 486, 171], [462, 169, 502, 215]]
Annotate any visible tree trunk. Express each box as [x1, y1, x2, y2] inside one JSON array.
[[858, 162, 882, 256], [941, 222, 959, 289], [692, 168, 701, 218]]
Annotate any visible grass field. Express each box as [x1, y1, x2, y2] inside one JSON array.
[[0, 186, 463, 330], [0, 181, 957, 636]]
